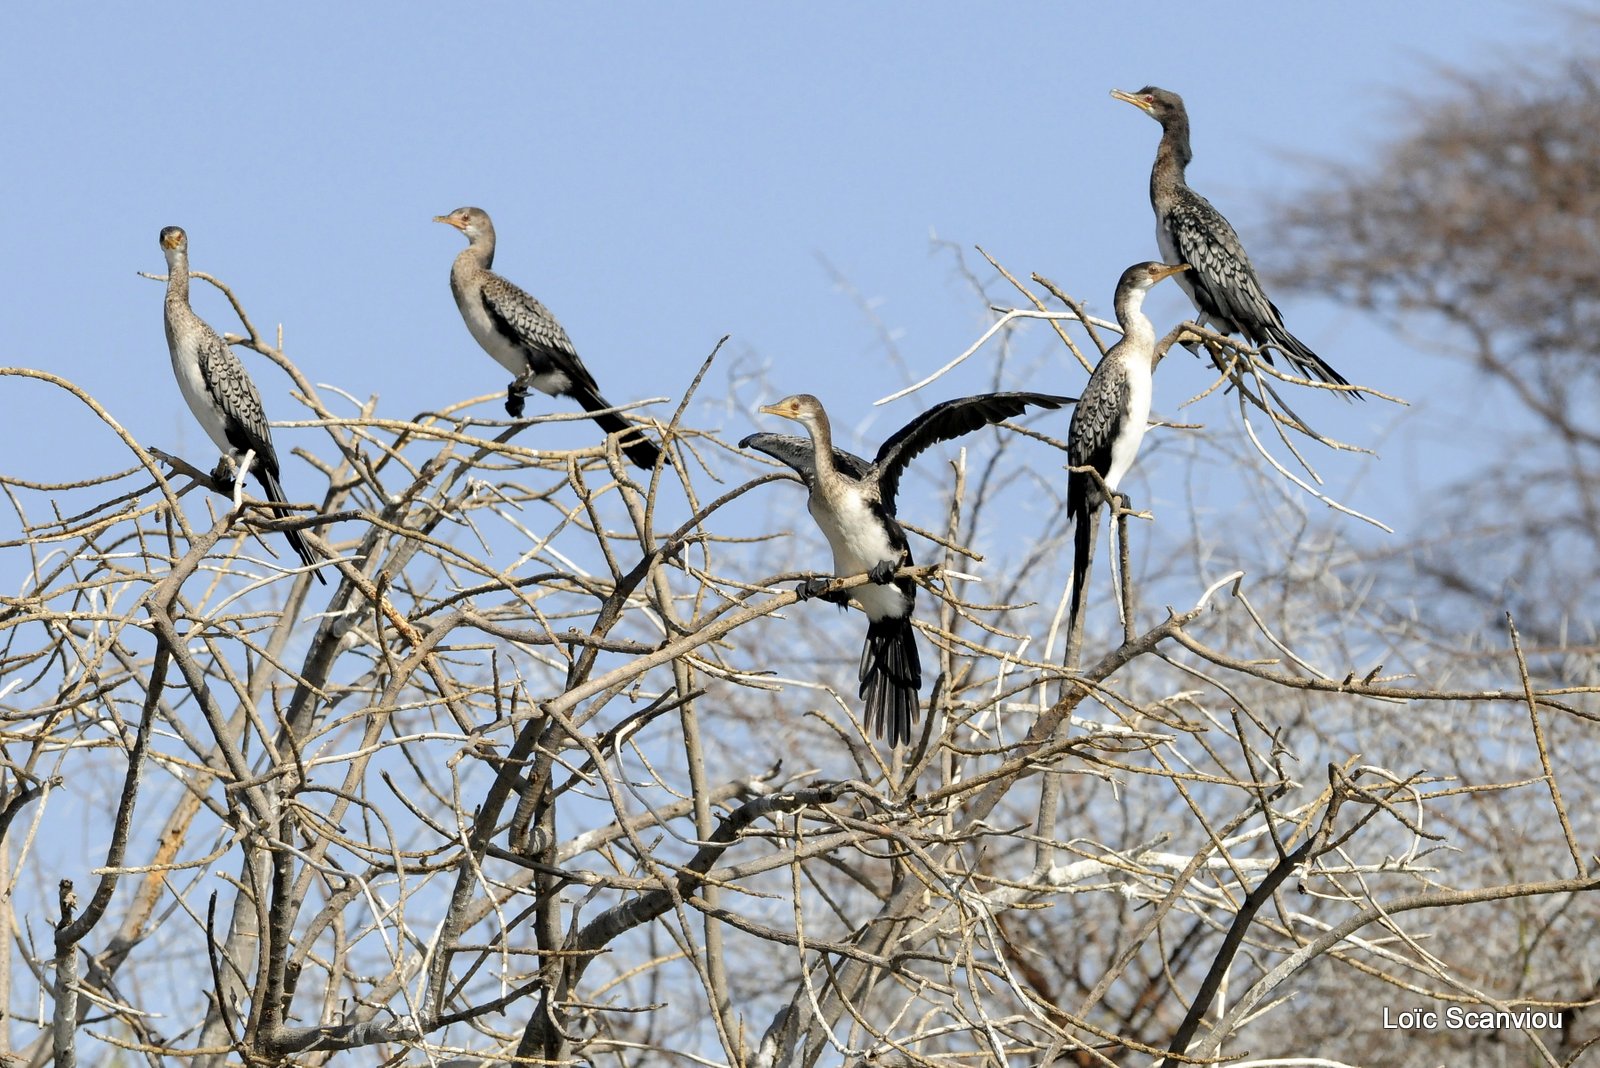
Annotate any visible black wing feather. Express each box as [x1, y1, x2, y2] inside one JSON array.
[[196, 331, 278, 468], [1164, 192, 1280, 343], [872, 391, 1074, 513], [1165, 191, 1351, 389], [1063, 364, 1126, 631], [197, 331, 324, 583], [738, 433, 874, 488], [1063, 372, 1127, 650], [1065, 370, 1129, 519]]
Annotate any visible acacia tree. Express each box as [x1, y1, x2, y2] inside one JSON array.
[[0, 234, 1594, 1068], [1270, 48, 1600, 645]]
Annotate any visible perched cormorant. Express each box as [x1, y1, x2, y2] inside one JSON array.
[[1111, 86, 1352, 394], [159, 227, 324, 584], [1066, 262, 1190, 645], [434, 206, 661, 468], [743, 390, 1074, 746]]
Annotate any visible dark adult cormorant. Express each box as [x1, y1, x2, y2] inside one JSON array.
[[1066, 262, 1190, 644], [160, 227, 324, 583], [743, 390, 1074, 746], [1111, 86, 1351, 393], [435, 206, 662, 468]]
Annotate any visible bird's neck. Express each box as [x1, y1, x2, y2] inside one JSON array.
[[164, 251, 190, 307], [1152, 116, 1193, 198], [1116, 289, 1157, 360], [462, 234, 495, 272], [807, 413, 838, 480]]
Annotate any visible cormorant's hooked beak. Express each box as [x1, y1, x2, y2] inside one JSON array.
[[758, 397, 809, 425], [1152, 263, 1190, 282], [433, 214, 466, 230], [1110, 88, 1154, 114]]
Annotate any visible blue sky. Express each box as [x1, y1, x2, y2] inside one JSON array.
[[0, 2, 1566, 569]]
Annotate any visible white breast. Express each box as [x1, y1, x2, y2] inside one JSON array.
[[808, 489, 906, 619], [1103, 369, 1151, 493], [454, 286, 528, 378], [169, 334, 235, 456]]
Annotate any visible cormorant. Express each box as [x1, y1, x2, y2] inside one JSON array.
[[435, 206, 661, 468], [1066, 261, 1190, 647], [160, 226, 324, 583], [1111, 86, 1351, 393], [743, 390, 1074, 746]]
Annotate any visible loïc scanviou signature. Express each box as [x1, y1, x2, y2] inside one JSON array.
[[1382, 1006, 1563, 1031]]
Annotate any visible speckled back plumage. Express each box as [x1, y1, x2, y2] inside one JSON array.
[[1162, 191, 1271, 340], [473, 272, 601, 396], [197, 326, 278, 466], [1067, 366, 1131, 520]]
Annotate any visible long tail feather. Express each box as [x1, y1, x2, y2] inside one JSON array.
[[1066, 483, 1098, 669], [568, 383, 662, 469], [860, 616, 922, 748], [1267, 324, 1358, 398], [256, 465, 326, 585]]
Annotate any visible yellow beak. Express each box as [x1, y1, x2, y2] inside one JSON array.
[[1110, 88, 1153, 114]]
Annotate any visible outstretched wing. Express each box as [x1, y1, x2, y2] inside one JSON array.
[[872, 391, 1075, 513], [738, 433, 873, 489], [478, 273, 601, 395]]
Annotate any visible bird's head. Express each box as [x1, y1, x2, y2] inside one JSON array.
[[433, 206, 492, 242], [159, 226, 188, 255], [1139, 259, 1190, 287], [1112, 262, 1189, 320], [1124, 261, 1189, 292], [1111, 86, 1186, 125], [758, 394, 826, 432]]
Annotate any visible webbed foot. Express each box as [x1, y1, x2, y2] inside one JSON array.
[[505, 381, 530, 419], [796, 578, 849, 606], [210, 456, 239, 492], [796, 577, 832, 601], [868, 560, 899, 585]]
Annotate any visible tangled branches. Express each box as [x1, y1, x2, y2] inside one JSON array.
[[0, 263, 1594, 1067]]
